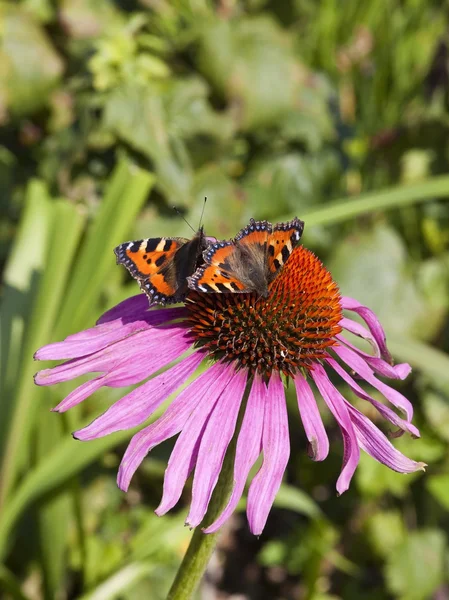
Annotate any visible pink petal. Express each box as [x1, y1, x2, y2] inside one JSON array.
[[74, 352, 204, 440], [35, 326, 191, 386], [339, 317, 381, 357], [52, 376, 107, 412], [204, 373, 267, 534], [35, 307, 185, 360], [186, 369, 248, 528], [294, 373, 329, 461], [333, 344, 413, 421], [117, 359, 227, 491], [340, 296, 392, 363], [345, 403, 426, 473], [96, 294, 151, 324], [246, 373, 290, 536], [336, 334, 411, 380], [326, 357, 419, 437], [155, 363, 235, 516], [310, 364, 360, 495]]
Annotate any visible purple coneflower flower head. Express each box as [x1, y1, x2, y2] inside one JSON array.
[[35, 246, 425, 535]]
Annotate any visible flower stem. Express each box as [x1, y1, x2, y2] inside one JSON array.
[[166, 443, 235, 600], [166, 381, 252, 600]]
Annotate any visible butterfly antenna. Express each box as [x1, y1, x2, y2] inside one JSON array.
[[199, 196, 207, 229], [172, 206, 196, 234]]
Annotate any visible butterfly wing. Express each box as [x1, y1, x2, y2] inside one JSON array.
[[266, 217, 304, 280], [188, 220, 272, 295], [114, 236, 190, 304], [187, 241, 249, 293]]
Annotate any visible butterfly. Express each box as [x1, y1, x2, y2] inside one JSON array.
[[114, 227, 210, 305], [187, 217, 304, 297]]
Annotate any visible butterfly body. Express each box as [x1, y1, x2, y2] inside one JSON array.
[[115, 227, 208, 305], [187, 217, 304, 297]]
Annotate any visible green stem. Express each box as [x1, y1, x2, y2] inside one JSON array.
[[166, 380, 253, 600], [166, 444, 236, 600]]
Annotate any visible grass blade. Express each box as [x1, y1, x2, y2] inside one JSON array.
[[280, 175, 449, 226]]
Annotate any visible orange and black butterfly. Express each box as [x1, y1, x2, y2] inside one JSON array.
[[114, 227, 210, 305], [187, 217, 304, 297]]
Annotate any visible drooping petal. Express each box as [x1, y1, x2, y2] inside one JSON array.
[[339, 316, 381, 357], [340, 296, 392, 363], [35, 326, 191, 386], [186, 369, 248, 528], [96, 294, 151, 324], [294, 373, 329, 461], [52, 376, 107, 412], [74, 352, 204, 439], [326, 357, 419, 437], [117, 359, 226, 491], [311, 364, 360, 495], [35, 306, 185, 360], [333, 344, 413, 421], [204, 373, 267, 534], [336, 334, 411, 380], [345, 403, 426, 473], [156, 363, 235, 516], [246, 373, 290, 536]]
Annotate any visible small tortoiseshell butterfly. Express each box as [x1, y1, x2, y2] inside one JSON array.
[[114, 227, 209, 305], [187, 217, 304, 297]]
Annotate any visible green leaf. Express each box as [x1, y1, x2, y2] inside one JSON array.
[[328, 224, 438, 340], [197, 16, 309, 130], [0, 180, 51, 450], [273, 483, 321, 518], [279, 174, 449, 226], [104, 84, 191, 206], [78, 562, 155, 600], [54, 158, 154, 335], [0, 196, 86, 506], [387, 337, 449, 386], [0, 427, 133, 560], [427, 474, 449, 512], [385, 530, 446, 600], [242, 153, 334, 221], [0, 3, 63, 116], [365, 511, 406, 558], [0, 564, 30, 600], [35, 409, 72, 597], [422, 392, 449, 442]]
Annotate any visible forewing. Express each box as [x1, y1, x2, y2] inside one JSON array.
[[114, 237, 187, 279], [267, 217, 304, 279]]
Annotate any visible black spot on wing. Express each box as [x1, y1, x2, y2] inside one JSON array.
[[216, 283, 229, 292], [145, 239, 161, 253], [281, 245, 290, 263], [129, 241, 142, 253], [155, 255, 166, 267], [163, 239, 173, 251], [200, 283, 216, 292]]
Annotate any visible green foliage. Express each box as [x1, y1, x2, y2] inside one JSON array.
[[1, 1, 449, 599]]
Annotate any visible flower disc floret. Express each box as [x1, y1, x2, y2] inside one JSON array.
[[187, 246, 343, 377]]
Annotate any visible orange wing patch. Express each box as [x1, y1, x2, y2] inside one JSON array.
[[188, 264, 247, 293], [116, 238, 184, 279], [140, 273, 177, 297], [267, 219, 304, 275]]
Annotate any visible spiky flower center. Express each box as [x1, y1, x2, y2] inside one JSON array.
[[186, 246, 342, 378]]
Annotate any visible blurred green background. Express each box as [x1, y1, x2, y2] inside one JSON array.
[[1, 1, 449, 598]]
